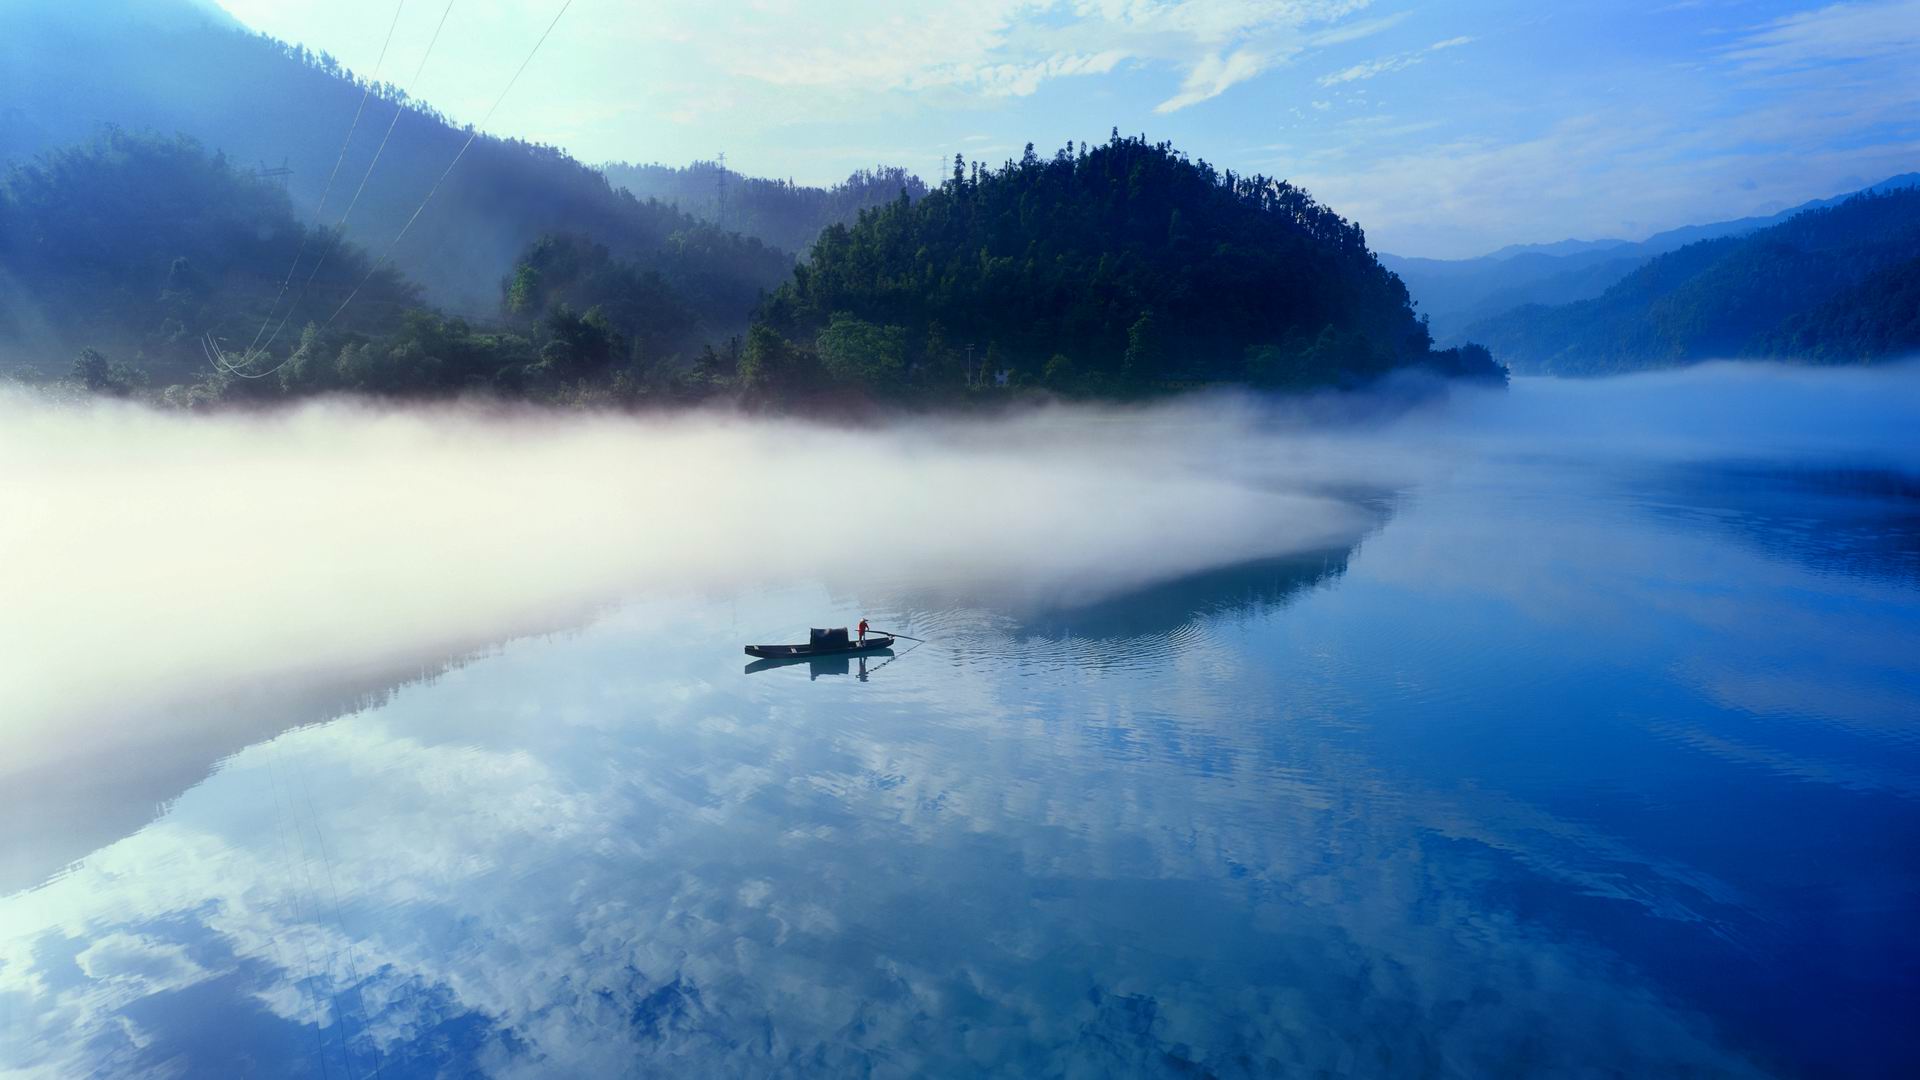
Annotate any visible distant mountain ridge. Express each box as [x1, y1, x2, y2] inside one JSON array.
[[1462, 188, 1920, 374], [1383, 173, 1920, 340]]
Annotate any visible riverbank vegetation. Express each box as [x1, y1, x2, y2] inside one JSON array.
[[4, 132, 1503, 411]]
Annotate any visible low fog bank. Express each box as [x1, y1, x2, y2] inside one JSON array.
[[5, 362, 1918, 788], [0, 391, 1403, 775]]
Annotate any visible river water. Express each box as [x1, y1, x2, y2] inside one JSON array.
[[2, 369, 1917, 1077]]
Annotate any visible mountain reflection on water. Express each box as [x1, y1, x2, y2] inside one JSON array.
[[5, 390, 1920, 1077]]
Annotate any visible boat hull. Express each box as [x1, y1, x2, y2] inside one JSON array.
[[744, 636, 894, 659]]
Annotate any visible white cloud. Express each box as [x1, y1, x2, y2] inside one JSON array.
[[1722, 0, 1920, 72], [1317, 34, 1473, 87], [1318, 53, 1420, 85], [975, 49, 1130, 97], [1156, 46, 1273, 112], [639, 0, 1382, 119]]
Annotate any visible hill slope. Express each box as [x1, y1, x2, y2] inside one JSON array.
[[1, 0, 791, 327], [0, 131, 414, 384], [748, 136, 1502, 401], [1383, 173, 1920, 340], [600, 161, 928, 257], [1464, 189, 1920, 374]]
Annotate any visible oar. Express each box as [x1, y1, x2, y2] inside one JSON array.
[[868, 629, 926, 642]]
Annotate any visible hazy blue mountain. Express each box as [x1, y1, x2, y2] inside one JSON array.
[[1481, 238, 1633, 259], [1463, 189, 1920, 374], [0, 131, 417, 385], [600, 161, 928, 257], [0, 0, 791, 323], [1384, 173, 1920, 341]]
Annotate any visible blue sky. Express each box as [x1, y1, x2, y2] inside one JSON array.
[[211, 0, 1920, 257]]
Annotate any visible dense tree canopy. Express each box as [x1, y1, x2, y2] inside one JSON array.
[[600, 161, 929, 257], [5, 132, 1507, 411], [752, 134, 1503, 400], [1466, 189, 1920, 374]]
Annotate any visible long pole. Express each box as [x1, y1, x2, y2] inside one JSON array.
[[869, 629, 926, 642]]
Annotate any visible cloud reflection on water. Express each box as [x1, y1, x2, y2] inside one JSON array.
[[4, 362, 1920, 1075], [0, 600, 1768, 1078]]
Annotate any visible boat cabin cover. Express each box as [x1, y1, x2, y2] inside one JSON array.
[[810, 627, 851, 648]]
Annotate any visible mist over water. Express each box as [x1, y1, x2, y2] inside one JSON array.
[[0, 390, 1392, 738], [3, 362, 1918, 1076]]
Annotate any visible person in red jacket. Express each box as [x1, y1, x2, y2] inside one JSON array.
[[857, 617, 870, 645]]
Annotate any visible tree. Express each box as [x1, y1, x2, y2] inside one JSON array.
[[71, 347, 111, 392], [736, 324, 808, 398], [815, 313, 907, 387], [70, 347, 145, 396], [1123, 310, 1164, 384]]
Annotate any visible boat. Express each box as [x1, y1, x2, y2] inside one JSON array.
[[744, 627, 894, 659], [743, 649, 893, 678]]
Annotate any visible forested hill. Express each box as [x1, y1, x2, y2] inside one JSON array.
[[747, 135, 1503, 401], [0, 132, 415, 389], [1465, 189, 1920, 375], [0, 0, 791, 320], [601, 162, 929, 257]]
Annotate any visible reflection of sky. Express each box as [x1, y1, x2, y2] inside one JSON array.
[[6, 447, 1920, 1076]]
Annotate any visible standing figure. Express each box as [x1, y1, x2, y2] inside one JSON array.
[[857, 617, 870, 645]]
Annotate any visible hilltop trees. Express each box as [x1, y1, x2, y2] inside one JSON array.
[[6, 131, 1506, 409], [600, 161, 930, 256], [752, 133, 1503, 400]]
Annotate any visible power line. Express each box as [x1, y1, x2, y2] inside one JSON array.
[[255, 0, 459, 357], [322, 0, 575, 332], [213, 0, 576, 381], [244, 0, 409, 358]]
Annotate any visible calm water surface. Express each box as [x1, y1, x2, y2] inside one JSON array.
[[4, 418, 1918, 1076]]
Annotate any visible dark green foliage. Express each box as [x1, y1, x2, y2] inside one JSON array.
[[816, 313, 908, 387], [6, 127, 1505, 409], [737, 323, 816, 401], [1765, 255, 1920, 362], [756, 134, 1503, 400], [1467, 190, 1920, 374], [503, 234, 699, 363], [0, 130, 413, 382], [600, 161, 929, 256], [70, 347, 146, 396]]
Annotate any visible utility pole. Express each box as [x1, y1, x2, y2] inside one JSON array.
[[256, 157, 293, 189], [715, 151, 728, 231]]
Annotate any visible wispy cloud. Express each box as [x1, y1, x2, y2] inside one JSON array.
[[630, 0, 1388, 117], [1722, 0, 1920, 72], [1318, 35, 1475, 86], [1157, 47, 1272, 113]]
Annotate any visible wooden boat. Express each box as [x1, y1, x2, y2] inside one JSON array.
[[743, 648, 893, 677], [745, 627, 894, 659]]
